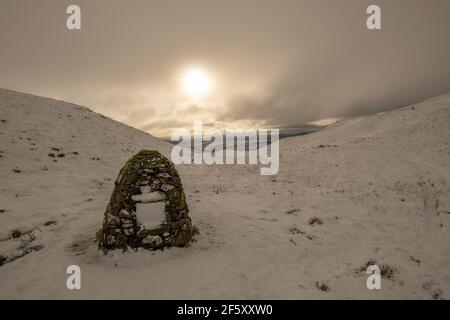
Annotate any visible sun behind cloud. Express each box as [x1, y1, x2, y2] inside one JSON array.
[[182, 67, 213, 98]]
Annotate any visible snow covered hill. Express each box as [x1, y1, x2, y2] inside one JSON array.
[[0, 88, 449, 299]]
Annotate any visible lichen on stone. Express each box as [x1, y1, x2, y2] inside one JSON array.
[[97, 150, 194, 252]]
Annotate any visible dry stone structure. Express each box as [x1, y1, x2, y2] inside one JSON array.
[[97, 150, 193, 251]]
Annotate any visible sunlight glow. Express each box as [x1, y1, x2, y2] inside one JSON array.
[[182, 67, 212, 98]]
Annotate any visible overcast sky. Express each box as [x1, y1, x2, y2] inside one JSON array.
[[1, 0, 450, 136]]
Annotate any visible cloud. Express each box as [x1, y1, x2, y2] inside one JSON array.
[[216, 0, 450, 126], [140, 118, 191, 132], [1, 0, 450, 136]]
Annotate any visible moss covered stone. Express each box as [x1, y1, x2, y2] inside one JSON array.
[[98, 150, 193, 252]]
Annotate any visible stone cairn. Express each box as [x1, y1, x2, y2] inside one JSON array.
[[97, 150, 194, 252]]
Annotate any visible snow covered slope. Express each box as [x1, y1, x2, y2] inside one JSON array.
[[0, 88, 449, 299]]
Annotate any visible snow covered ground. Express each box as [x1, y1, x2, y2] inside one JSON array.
[[0, 88, 449, 299]]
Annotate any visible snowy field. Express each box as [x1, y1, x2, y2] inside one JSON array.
[[0, 88, 449, 299]]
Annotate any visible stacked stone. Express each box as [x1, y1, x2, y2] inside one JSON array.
[[97, 150, 193, 252]]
